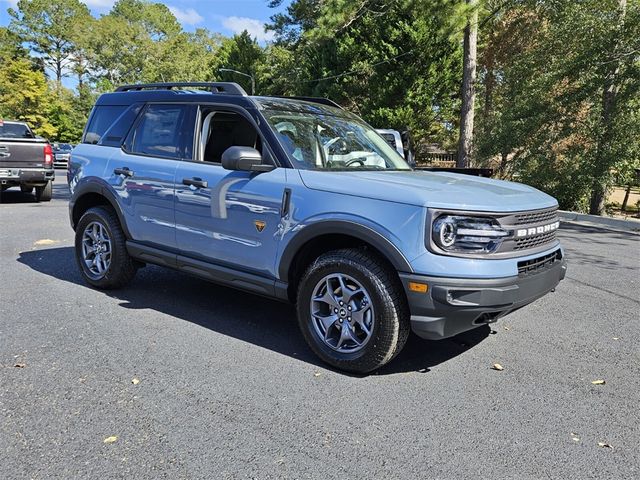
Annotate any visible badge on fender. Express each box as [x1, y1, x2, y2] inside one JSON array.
[[254, 220, 266, 232]]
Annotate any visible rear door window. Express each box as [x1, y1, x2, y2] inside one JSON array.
[[0, 123, 34, 138], [83, 105, 127, 144], [126, 104, 194, 160]]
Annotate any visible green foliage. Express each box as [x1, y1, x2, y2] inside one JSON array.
[[214, 32, 265, 92], [476, 0, 640, 211], [0, 57, 56, 138], [2, 0, 638, 213], [265, 0, 464, 149], [8, 0, 92, 82]]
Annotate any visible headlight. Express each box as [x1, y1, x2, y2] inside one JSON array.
[[431, 214, 510, 254]]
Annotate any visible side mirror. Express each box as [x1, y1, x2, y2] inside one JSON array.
[[221, 146, 274, 172]]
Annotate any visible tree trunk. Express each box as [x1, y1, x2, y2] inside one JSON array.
[[588, 0, 627, 215], [457, 0, 478, 169], [621, 185, 631, 211]]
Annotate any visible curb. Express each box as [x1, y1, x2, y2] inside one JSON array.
[[559, 210, 640, 234]]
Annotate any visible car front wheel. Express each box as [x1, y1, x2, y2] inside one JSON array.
[[297, 248, 410, 374]]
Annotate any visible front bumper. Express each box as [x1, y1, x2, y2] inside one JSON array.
[[0, 167, 55, 186], [400, 252, 567, 340]]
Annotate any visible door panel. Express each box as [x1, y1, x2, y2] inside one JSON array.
[[175, 162, 286, 278], [107, 148, 179, 249]]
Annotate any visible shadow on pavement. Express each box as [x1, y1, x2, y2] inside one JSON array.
[[17, 246, 489, 376], [0, 177, 70, 204]]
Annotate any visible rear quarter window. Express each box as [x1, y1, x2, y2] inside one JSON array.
[[83, 105, 127, 144]]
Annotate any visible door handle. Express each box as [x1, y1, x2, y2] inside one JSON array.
[[114, 167, 134, 177], [182, 177, 208, 189]]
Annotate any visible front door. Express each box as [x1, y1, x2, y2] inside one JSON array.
[[174, 107, 286, 278]]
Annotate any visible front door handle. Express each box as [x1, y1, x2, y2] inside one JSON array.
[[182, 177, 208, 189], [114, 167, 134, 177]]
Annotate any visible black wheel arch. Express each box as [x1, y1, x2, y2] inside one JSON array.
[[279, 220, 413, 300], [70, 181, 132, 239]]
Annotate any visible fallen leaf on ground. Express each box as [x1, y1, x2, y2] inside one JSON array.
[[591, 379, 606, 385], [570, 433, 580, 442], [103, 436, 118, 444], [34, 239, 58, 246], [491, 363, 504, 371], [612, 337, 619, 340], [131, 378, 140, 385], [313, 372, 322, 377], [14, 363, 25, 368], [503, 326, 510, 331], [598, 442, 613, 449]]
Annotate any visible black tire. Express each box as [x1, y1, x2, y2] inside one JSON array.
[[75, 206, 137, 289], [296, 248, 410, 374], [21, 185, 34, 193], [35, 181, 52, 202]]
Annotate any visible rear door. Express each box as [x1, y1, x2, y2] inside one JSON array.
[[174, 105, 286, 278], [107, 103, 196, 250]]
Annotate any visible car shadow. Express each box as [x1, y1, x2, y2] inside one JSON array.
[[17, 246, 490, 377], [0, 179, 70, 204]]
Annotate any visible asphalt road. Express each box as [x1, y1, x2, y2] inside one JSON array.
[[1, 181, 639, 479]]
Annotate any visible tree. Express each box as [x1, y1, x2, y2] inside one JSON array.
[[475, 0, 640, 212], [266, 0, 464, 151], [0, 57, 56, 138], [214, 31, 265, 93], [456, 0, 478, 168], [8, 0, 91, 85], [589, 0, 629, 214]]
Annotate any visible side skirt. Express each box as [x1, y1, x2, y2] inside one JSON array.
[[126, 241, 290, 302]]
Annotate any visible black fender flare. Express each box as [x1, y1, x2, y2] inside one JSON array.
[[70, 180, 132, 239], [278, 220, 413, 280]]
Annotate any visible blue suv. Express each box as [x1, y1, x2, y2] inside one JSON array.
[[68, 82, 566, 373]]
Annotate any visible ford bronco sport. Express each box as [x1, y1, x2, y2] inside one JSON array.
[[68, 82, 566, 373]]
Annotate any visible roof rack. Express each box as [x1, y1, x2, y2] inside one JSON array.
[[270, 96, 342, 109], [115, 82, 248, 96]]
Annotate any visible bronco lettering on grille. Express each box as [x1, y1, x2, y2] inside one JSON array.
[[515, 221, 559, 238]]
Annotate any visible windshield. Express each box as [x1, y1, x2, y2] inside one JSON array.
[[262, 108, 411, 171], [55, 143, 73, 151]]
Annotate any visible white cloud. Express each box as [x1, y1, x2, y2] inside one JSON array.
[[222, 16, 275, 42], [82, 0, 116, 9], [169, 6, 203, 26]]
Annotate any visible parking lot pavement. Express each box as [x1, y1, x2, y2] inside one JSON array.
[[1, 182, 639, 479]]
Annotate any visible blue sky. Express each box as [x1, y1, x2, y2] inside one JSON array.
[[0, 0, 288, 41]]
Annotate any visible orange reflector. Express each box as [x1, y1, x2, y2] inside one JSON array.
[[408, 282, 428, 293]]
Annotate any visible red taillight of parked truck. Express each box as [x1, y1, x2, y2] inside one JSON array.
[[44, 144, 53, 166]]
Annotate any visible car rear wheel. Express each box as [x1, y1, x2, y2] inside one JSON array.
[[296, 248, 410, 374], [35, 181, 52, 202], [75, 206, 137, 289]]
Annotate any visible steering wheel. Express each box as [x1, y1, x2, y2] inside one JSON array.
[[345, 157, 367, 167]]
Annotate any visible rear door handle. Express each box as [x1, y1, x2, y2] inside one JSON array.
[[182, 177, 208, 189], [114, 167, 134, 177]]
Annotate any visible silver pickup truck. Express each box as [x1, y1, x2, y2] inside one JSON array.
[[0, 119, 54, 202]]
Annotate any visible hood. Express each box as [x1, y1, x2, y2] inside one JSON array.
[[298, 170, 558, 212]]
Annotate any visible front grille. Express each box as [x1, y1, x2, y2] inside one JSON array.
[[513, 208, 558, 225], [514, 230, 557, 250], [518, 249, 562, 276], [496, 206, 560, 254]]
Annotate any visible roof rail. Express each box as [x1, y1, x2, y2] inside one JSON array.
[[270, 96, 342, 109], [115, 82, 248, 96]]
